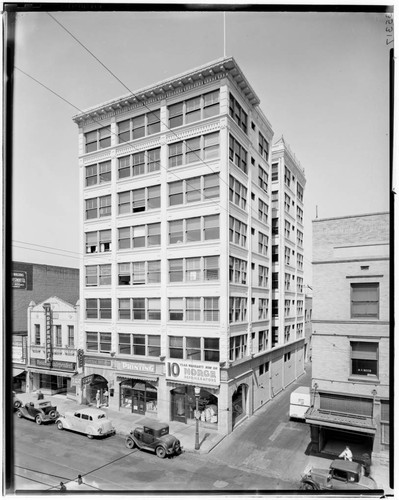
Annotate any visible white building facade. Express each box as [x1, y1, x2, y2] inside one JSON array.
[[27, 296, 80, 395], [73, 57, 306, 435]]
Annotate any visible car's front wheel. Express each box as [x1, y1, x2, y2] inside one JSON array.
[[125, 437, 135, 449], [301, 482, 316, 490], [156, 446, 167, 459], [35, 415, 42, 425], [16, 410, 22, 418], [49, 410, 57, 419], [14, 400, 22, 409], [57, 421, 63, 430]]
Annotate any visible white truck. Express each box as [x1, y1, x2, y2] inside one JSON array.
[[289, 386, 311, 420]]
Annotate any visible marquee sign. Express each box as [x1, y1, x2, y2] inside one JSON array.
[[165, 359, 220, 387]]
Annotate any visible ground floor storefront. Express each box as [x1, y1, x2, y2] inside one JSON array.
[[27, 359, 77, 395], [71, 342, 305, 435]]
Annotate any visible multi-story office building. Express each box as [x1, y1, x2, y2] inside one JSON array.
[[72, 57, 306, 435], [306, 212, 390, 462]]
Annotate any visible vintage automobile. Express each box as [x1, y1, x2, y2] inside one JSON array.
[[56, 408, 115, 439], [16, 401, 59, 425], [125, 419, 182, 458], [300, 459, 377, 490], [13, 392, 22, 409]]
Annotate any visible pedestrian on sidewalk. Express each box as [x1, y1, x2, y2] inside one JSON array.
[[339, 446, 353, 461], [59, 482, 66, 492], [96, 390, 101, 408], [77, 475, 83, 485]]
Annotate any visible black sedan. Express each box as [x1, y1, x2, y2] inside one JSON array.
[[16, 401, 59, 425]]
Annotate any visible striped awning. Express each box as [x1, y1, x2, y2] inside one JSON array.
[[115, 373, 158, 383]]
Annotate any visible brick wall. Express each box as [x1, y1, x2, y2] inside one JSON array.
[[313, 212, 390, 261], [12, 262, 79, 335]]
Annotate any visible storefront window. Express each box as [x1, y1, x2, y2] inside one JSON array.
[[171, 386, 218, 425], [119, 379, 158, 414]]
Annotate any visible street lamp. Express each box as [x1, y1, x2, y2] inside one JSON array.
[[194, 386, 201, 450]]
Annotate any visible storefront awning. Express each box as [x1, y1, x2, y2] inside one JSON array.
[[167, 380, 219, 392], [115, 373, 158, 383], [29, 368, 74, 378], [305, 408, 376, 435], [13, 368, 26, 378]]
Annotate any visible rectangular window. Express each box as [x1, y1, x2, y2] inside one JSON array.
[[54, 325, 62, 347], [351, 342, 378, 377], [229, 256, 247, 284], [297, 206, 303, 224], [169, 298, 184, 321], [297, 230, 303, 247], [185, 176, 201, 204], [85, 161, 111, 186], [272, 217, 278, 234], [117, 110, 160, 143], [186, 257, 201, 281], [258, 330, 268, 352], [85, 127, 111, 153], [351, 283, 379, 318], [168, 133, 220, 168], [204, 256, 219, 281], [86, 195, 111, 219], [118, 185, 161, 214], [169, 336, 183, 359], [229, 334, 247, 361], [147, 298, 161, 320], [133, 334, 146, 355], [258, 232, 269, 255], [229, 297, 247, 323], [258, 166, 268, 193], [119, 333, 131, 355], [118, 147, 161, 179], [34, 324, 41, 345], [229, 134, 248, 174], [186, 298, 201, 322], [229, 175, 247, 210], [133, 298, 146, 320], [284, 193, 291, 212], [168, 91, 219, 129], [258, 265, 268, 287], [148, 335, 161, 357], [229, 93, 248, 133], [272, 272, 279, 290], [284, 166, 291, 187], [204, 297, 219, 322], [100, 332, 112, 353], [258, 298, 268, 320], [204, 338, 219, 362], [86, 332, 111, 353], [258, 132, 269, 161], [169, 259, 183, 282], [147, 261, 161, 284], [119, 298, 131, 319], [297, 183, 304, 202], [100, 299, 112, 319], [271, 163, 278, 181], [229, 216, 247, 248]]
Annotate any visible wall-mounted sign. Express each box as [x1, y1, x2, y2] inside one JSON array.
[[116, 361, 156, 373], [12, 271, 27, 289], [43, 303, 52, 365], [85, 357, 111, 367], [165, 359, 220, 387], [33, 358, 76, 371]]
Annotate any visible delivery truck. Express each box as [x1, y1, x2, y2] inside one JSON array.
[[289, 386, 311, 420]]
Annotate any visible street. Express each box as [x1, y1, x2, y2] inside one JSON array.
[[13, 366, 316, 492]]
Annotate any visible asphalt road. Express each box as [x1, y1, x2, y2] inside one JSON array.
[[11, 366, 313, 493]]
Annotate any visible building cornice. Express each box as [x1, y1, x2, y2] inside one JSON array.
[[72, 57, 261, 126]]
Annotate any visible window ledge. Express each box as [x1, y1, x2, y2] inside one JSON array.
[[348, 375, 380, 384]]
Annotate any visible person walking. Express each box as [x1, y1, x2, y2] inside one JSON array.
[[96, 390, 101, 408], [59, 482, 67, 492], [339, 446, 353, 461]]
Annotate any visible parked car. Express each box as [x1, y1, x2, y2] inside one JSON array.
[[300, 459, 377, 490], [56, 408, 115, 439], [13, 392, 22, 409], [125, 419, 182, 458], [16, 401, 59, 425], [289, 386, 310, 420]]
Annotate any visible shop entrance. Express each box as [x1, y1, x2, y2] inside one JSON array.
[[120, 380, 158, 414], [232, 383, 248, 428], [170, 386, 218, 425], [84, 374, 108, 406]]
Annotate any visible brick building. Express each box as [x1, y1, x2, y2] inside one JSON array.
[[306, 212, 390, 462], [72, 57, 306, 435], [11, 262, 79, 391]]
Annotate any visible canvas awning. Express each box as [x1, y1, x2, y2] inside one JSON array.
[[13, 368, 26, 378]]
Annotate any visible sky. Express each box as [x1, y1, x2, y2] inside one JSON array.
[[10, 7, 392, 286]]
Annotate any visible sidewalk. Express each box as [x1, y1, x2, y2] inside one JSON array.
[[15, 392, 225, 454]]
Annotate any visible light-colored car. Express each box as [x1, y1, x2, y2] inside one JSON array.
[[56, 408, 115, 439]]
